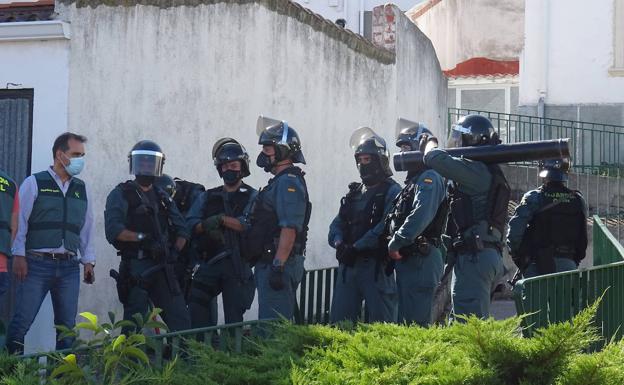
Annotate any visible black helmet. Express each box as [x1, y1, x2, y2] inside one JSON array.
[[256, 116, 305, 164], [212, 138, 251, 178], [395, 118, 433, 151], [154, 174, 176, 197], [447, 114, 500, 148], [350, 126, 393, 177], [539, 158, 570, 182], [128, 140, 165, 176]]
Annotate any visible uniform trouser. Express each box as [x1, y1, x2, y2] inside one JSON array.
[[451, 248, 504, 320], [189, 258, 255, 327], [255, 254, 305, 320], [7, 254, 79, 354], [523, 257, 577, 278], [122, 259, 190, 332], [395, 247, 444, 326], [330, 257, 397, 324]]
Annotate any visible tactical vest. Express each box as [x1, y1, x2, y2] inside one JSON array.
[[242, 167, 311, 264], [196, 185, 254, 259], [339, 179, 392, 250], [173, 180, 205, 215], [447, 164, 510, 244], [0, 171, 17, 257], [525, 184, 585, 259], [387, 180, 449, 244], [114, 181, 172, 255], [25, 171, 87, 254]]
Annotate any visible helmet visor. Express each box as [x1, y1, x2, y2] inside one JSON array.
[[447, 126, 466, 149], [130, 150, 164, 176]]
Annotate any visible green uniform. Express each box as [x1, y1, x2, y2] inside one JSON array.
[[387, 169, 446, 325], [507, 183, 588, 277], [328, 178, 401, 323], [424, 149, 506, 319]]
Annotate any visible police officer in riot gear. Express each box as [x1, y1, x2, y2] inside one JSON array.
[[243, 116, 310, 320], [421, 114, 508, 319], [329, 127, 401, 323], [186, 138, 257, 326], [385, 119, 448, 326], [104, 140, 191, 331], [507, 158, 588, 277]]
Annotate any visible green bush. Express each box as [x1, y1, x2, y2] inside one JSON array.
[[1, 301, 623, 385]]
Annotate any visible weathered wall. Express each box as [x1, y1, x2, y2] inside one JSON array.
[[54, 0, 447, 323], [407, 0, 524, 71]]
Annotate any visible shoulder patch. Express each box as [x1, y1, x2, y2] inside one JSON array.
[[287, 187, 297, 192], [423, 178, 433, 184]]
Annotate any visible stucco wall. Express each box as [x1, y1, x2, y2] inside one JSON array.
[[521, 0, 624, 107], [407, 0, 524, 71], [54, 0, 447, 324]]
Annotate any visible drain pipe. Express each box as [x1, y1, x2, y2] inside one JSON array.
[[359, 0, 364, 35], [537, 0, 550, 119]]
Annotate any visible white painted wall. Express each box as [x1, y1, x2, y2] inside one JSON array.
[[521, 0, 624, 105], [0, 32, 70, 353], [297, 0, 423, 34], [407, 0, 524, 71], [52, 1, 446, 325]]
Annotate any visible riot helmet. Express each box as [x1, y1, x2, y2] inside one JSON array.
[[128, 140, 165, 186], [447, 114, 500, 148], [154, 174, 176, 197], [212, 137, 250, 185], [256, 115, 305, 172], [539, 158, 570, 182], [350, 126, 392, 185], [395, 118, 433, 151]]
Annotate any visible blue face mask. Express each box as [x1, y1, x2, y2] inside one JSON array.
[[64, 155, 85, 176]]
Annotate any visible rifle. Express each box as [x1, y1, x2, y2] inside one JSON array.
[[221, 191, 246, 283], [137, 185, 181, 296]]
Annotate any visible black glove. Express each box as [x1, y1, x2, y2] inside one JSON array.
[[418, 134, 438, 153], [268, 265, 285, 291], [336, 243, 357, 267]]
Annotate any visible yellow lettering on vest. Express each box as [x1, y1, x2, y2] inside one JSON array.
[[0, 177, 8, 186], [0, 185, 5, 192], [40, 188, 60, 193]]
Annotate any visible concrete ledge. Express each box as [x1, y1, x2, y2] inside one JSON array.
[[58, 0, 396, 64], [0, 20, 70, 41]]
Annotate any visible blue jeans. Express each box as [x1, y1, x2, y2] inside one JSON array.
[[6, 254, 79, 354]]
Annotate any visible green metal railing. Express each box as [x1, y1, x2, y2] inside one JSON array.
[[513, 216, 624, 347], [295, 267, 338, 325], [448, 108, 624, 173], [21, 319, 271, 367]]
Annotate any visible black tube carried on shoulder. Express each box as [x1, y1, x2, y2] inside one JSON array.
[[393, 139, 571, 172]]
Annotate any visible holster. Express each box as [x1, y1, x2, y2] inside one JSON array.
[[110, 268, 131, 305]]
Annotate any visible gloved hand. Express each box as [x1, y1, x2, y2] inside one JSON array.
[[202, 214, 224, 233], [418, 134, 438, 153], [207, 229, 225, 244], [336, 243, 357, 266], [269, 264, 285, 291]]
